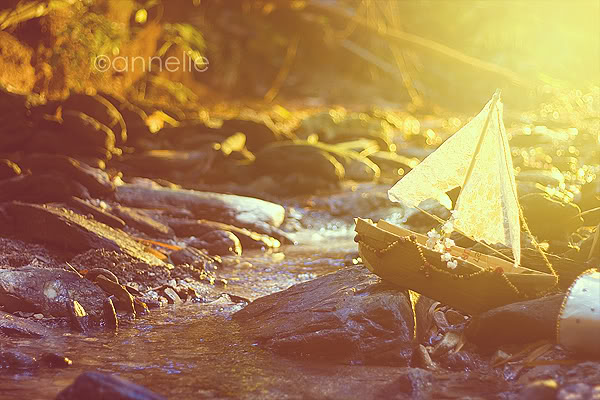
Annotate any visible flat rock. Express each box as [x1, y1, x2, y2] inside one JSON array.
[[8, 202, 164, 266], [0, 310, 53, 337], [234, 266, 414, 365], [56, 371, 166, 400], [465, 294, 564, 348], [0, 267, 106, 318], [115, 184, 285, 233], [112, 205, 174, 237]]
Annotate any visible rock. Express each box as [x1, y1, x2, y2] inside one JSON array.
[[94, 276, 136, 316], [8, 202, 164, 266], [0, 310, 52, 337], [0, 350, 38, 371], [169, 247, 218, 269], [169, 218, 280, 250], [67, 197, 126, 229], [376, 368, 433, 399], [0, 159, 21, 180], [234, 266, 414, 365], [115, 184, 285, 233], [520, 193, 583, 241], [253, 142, 345, 183], [465, 294, 564, 348], [56, 371, 166, 400], [368, 151, 419, 181], [431, 332, 461, 358], [0, 173, 90, 203], [103, 297, 119, 331], [519, 380, 558, 400], [557, 383, 592, 400], [219, 118, 282, 152], [0, 267, 106, 318], [112, 205, 174, 237], [412, 344, 437, 370], [161, 287, 182, 305], [39, 353, 73, 368], [67, 300, 89, 333], [191, 230, 242, 256], [20, 154, 115, 197], [62, 93, 127, 144]]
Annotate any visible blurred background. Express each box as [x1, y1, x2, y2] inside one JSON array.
[[1, 0, 598, 110]]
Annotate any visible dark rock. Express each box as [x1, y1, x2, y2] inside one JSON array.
[[40, 352, 73, 368], [0, 159, 21, 180], [0, 310, 52, 337], [112, 205, 174, 237], [67, 300, 89, 333], [56, 371, 166, 400], [169, 247, 217, 269], [8, 202, 164, 266], [103, 296, 118, 331], [133, 298, 149, 316], [465, 294, 564, 348], [376, 368, 433, 399], [68, 197, 126, 229], [62, 93, 127, 144], [234, 266, 414, 365], [20, 154, 115, 197], [0, 267, 106, 318], [0, 350, 39, 370], [253, 142, 345, 183], [520, 193, 583, 241], [192, 230, 242, 256], [219, 118, 282, 152], [557, 383, 592, 400], [170, 218, 279, 250], [94, 276, 136, 316], [0, 173, 88, 203], [519, 380, 558, 400], [115, 184, 285, 234], [412, 344, 437, 370]]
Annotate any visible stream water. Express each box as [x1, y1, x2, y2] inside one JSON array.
[[1, 234, 509, 399]]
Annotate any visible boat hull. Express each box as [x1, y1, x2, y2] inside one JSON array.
[[355, 218, 557, 315]]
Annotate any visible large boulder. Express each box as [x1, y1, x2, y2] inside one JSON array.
[[56, 371, 166, 400], [234, 266, 414, 365]]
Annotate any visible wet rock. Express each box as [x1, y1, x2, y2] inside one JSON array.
[[161, 287, 182, 305], [8, 202, 164, 266], [191, 230, 242, 256], [0, 159, 21, 180], [169, 247, 217, 269], [234, 266, 414, 365], [376, 368, 433, 399], [557, 383, 593, 400], [70, 249, 171, 288], [112, 205, 174, 237], [103, 296, 118, 331], [0, 310, 52, 337], [219, 118, 282, 152], [94, 275, 136, 316], [67, 300, 89, 333], [0, 350, 38, 371], [431, 331, 461, 358], [520, 193, 583, 241], [0, 267, 106, 318], [62, 93, 127, 144], [169, 218, 280, 250], [56, 371, 166, 400], [19, 154, 115, 197], [253, 142, 345, 183], [465, 294, 564, 348], [115, 184, 285, 233], [519, 380, 558, 400], [40, 352, 73, 368], [412, 344, 437, 370]]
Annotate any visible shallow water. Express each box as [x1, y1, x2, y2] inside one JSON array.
[[2, 237, 508, 399]]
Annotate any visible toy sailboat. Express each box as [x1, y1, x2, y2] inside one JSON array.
[[355, 90, 559, 315]]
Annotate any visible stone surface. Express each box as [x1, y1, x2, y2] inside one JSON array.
[[8, 202, 164, 266], [375, 368, 434, 399], [112, 205, 174, 237], [0, 267, 106, 318], [0, 350, 39, 371], [115, 183, 285, 233], [0, 310, 52, 337], [234, 266, 414, 365], [191, 230, 242, 256], [465, 294, 564, 347], [56, 371, 166, 400]]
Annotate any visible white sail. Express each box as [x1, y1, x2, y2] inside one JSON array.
[[388, 92, 521, 266]]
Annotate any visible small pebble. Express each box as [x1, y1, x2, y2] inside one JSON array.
[[33, 313, 44, 320]]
